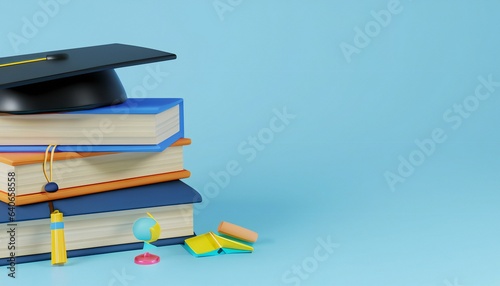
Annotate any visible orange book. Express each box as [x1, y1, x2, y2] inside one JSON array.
[[0, 138, 191, 205]]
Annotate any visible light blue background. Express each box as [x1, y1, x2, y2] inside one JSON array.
[[2, 0, 500, 285]]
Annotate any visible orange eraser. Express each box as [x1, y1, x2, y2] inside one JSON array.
[[217, 221, 258, 243]]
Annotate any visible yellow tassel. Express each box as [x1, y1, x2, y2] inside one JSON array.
[[50, 210, 67, 265]]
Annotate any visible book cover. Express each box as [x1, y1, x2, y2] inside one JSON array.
[[0, 180, 201, 222], [0, 169, 191, 205], [7, 235, 193, 266], [0, 180, 202, 265], [0, 98, 184, 152], [0, 138, 191, 205], [183, 232, 254, 257]]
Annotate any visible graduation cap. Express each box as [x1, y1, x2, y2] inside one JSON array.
[[0, 44, 176, 114]]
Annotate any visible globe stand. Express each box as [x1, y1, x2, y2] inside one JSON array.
[[132, 213, 161, 265], [134, 252, 160, 265]]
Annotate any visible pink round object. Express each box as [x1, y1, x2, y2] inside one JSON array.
[[134, 252, 160, 265]]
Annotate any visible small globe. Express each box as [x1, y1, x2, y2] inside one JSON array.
[[132, 213, 161, 243]]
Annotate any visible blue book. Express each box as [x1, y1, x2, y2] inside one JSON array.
[[0, 98, 184, 152], [0, 180, 201, 265]]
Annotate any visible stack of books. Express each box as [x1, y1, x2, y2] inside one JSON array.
[[0, 98, 201, 265]]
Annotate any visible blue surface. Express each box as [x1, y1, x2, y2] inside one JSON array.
[[2, 1, 500, 285]]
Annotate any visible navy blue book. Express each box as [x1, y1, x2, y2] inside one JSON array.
[[0, 180, 201, 265], [0, 98, 184, 152]]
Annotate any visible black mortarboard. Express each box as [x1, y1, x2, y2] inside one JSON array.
[[0, 44, 176, 114]]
